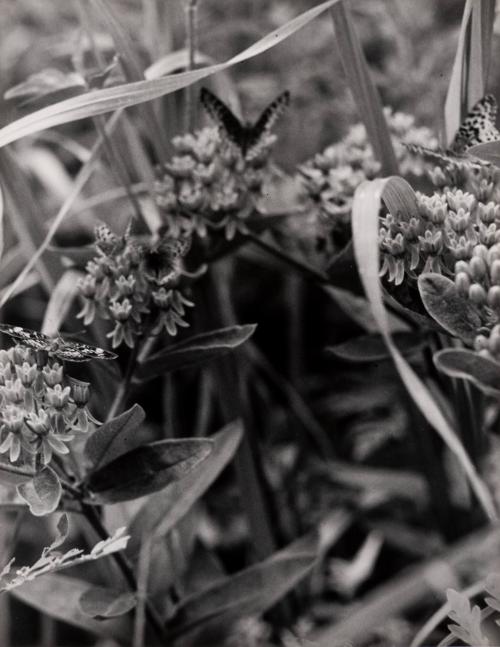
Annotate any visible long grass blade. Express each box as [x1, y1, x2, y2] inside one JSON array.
[[330, 1, 398, 175], [0, 110, 124, 309], [0, 0, 343, 149], [351, 177, 497, 521]]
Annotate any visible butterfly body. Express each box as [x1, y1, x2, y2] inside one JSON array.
[[200, 87, 290, 159], [405, 94, 500, 166], [0, 325, 117, 362], [142, 234, 191, 287]]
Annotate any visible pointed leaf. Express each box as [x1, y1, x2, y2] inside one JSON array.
[[434, 349, 500, 395], [79, 586, 136, 619], [84, 404, 146, 469], [168, 533, 318, 639], [12, 575, 131, 641], [126, 422, 243, 558], [17, 466, 61, 516], [418, 274, 481, 344], [85, 438, 213, 503], [327, 332, 424, 362], [136, 325, 256, 381]]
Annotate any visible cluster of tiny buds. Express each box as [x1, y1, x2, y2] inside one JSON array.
[[380, 188, 500, 286], [299, 107, 438, 246], [0, 346, 91, 467], [454, 243, 500, 313], [155, 127, 275, 240], [77, 225, 194, 348]]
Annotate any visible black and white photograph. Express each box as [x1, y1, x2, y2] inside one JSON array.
[[1, 1, 500, 645]]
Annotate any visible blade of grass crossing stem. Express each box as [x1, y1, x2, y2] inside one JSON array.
[[87, 0, 169, 162], [0, 150, 59, 293], [41, 269, 84, 337], [351, 177, 497, 521], [444, 0, 494, 144], [0, 110, 124, 309], [330, 2, 398, 176], [0, 0, 344, 149]]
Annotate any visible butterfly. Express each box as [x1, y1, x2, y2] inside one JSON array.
[[0, 324, 117, 362], [142, 234, 191, 287], [405, 94, 500, 167], [200, 87, 290, 159]]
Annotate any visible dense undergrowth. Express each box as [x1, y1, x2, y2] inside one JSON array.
[[2, 1, 500, 646]]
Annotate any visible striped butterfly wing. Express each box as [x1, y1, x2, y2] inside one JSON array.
[[0, 324, 117, 361], [405, 94, 500, 166], [200, 88, 246, 151]]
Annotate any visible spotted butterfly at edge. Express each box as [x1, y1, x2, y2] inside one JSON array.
[[405, 94, 500, 167], [0, 324, 117, 362], [200, 87, 290, 159]]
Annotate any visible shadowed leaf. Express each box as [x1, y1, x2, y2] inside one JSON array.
[[434, 349, 500, 396], [79, 586, 136, 619], [85, 438, 213, 503], [17, 466, 61, 517], [327, 332, 425, 362]]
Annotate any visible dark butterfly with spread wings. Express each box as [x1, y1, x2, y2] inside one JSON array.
[[142, 234, 191, 287], [405, 94, 500, 167], [200, 87, 290, 159], [0, 324, 117, 362]]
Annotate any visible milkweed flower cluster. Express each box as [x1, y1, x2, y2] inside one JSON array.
[[77, 225, 194, 348], [379, 189, 500, 285], [299, 108, 438, 247], [427, 155, 500, 203], [0, 346, 91, 467], [154, 126, 277, 240], [453, 242, 500, 362]]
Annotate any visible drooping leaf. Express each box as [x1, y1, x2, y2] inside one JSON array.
[[12, 575, 131, 641], [84, 403, 146, 469], [79, 585, 136, 619], [85, 438, 213, 503], [351, 177, 496, 520], [126, 422, 243, 558], [434, 349, 500, 395], [136, 325, 256, 381], [418, 274, 481, 344], [17, 466, 61, 517], [327, 332, 424, 363], [167, 533, 318, 641]]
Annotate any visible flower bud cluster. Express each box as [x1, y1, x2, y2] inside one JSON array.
[[299, 108, 438, 245], [154, 126, 277, 240], [77, 225, 194, 348], [379, 188, 500, 285], [0, 346, 91, 467], [427, 154, 500, 204]]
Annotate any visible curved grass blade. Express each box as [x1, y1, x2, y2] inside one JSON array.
[[351, 177, 497, 521], [0, 0, 342, 149]]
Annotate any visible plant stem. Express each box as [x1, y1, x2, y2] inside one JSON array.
[[185, 0, 199, 132], [81, 502, 166, 644], [107, 341, 141, 420]]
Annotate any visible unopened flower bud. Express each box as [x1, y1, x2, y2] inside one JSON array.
[[469, 283, 487, 305], [455, 272, 471, 296], [469, 256, 487, 280], [488, 286, 500, 309], [69, 378, 90, 407]]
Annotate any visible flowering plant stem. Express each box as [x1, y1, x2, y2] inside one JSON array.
[[81, 502, 167, 644]]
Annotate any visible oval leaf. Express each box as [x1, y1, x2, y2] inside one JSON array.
[[17, 466, 61, 516], [79, 586, 136, 619], [85, 438, 213, 503], [434, 349, 500, 396], [84, 404, 146, 469], [136, 325, 256, 381], [418, 274, 481, 344], [126, 421, 243, 558], [327, 332, 425, 363], [168, 533, 318, 640], [12, 575, 131, 641]]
